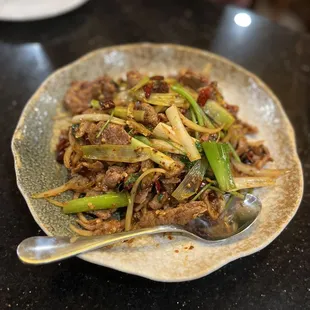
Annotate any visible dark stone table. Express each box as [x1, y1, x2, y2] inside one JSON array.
[[0, 0, 309, 309]]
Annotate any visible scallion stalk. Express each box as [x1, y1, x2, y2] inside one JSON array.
[[227, 142, 241, 162], [190, 107, 200, 139], [203, 100, 235, 130], [166, 105, 201, 162], [90, 99, 100, 109], [63, 192, 128, 214], [130, 76, 150, 92], [131, 137, 176, 170], [172, 158, 208, 201], [113, 107, 145, 122], [133, 135, 152, 146], [202, 142, 236, 191], [171, 84, 211, 127]]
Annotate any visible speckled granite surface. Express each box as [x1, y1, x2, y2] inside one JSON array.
[[0, 0, 309, 308]]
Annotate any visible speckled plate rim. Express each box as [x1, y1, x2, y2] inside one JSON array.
[[12, 43, 304, 282]]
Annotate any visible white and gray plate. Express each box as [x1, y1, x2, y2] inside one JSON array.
[[12, 44, 303, 282]]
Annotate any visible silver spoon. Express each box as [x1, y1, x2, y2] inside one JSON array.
[[17, 193, 261, 265]]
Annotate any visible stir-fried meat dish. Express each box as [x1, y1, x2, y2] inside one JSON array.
[[34, 68, 285, 236]]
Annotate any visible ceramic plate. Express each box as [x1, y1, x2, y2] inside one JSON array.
[[12, 44, 303, 282], [0, 0, 89, 21]]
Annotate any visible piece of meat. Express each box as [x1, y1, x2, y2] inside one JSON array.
[[236, 136, 249, 156], [71, 161, 104, 174], [64, 81, 93, 114], [92, 209, 116, 220], [98, 99, 115, 110], [101, 123, 131, 145], [152, 80, 169, 93], [68, 175, 94, 192], [91, 76, 118, 101], [178, 69, 209, 91], [241, 144, 272, 169], [137, 201, 208, 228], [86, 121, 104, 145], [84, 219, 124, 235], [75, 121, 91, 138], [101, 166, 127, 189], [127, 71, 142, 89], [135, 187, 152, 204], [161, 177, 180, 185], [86, 123, 131, 145], [140, 159, 155, 189], [161, 181, 178, 194], [126, 163, 141, 174], [134, 192, 153, 212], [136, 102, 159, 127], [64, 76, 118, 115], [201, 190, 225, 220], [148, 192, 169, 210], [158, 113, 168, 122]]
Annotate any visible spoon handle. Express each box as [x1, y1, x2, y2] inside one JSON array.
[[17, 225, 185, 265]]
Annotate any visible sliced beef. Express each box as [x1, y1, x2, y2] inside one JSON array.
[[86, 123, 131, 145], [78, 219, 124, 235], [127, 71, 142, 89], [91, 76, 118, 101], [75, 121, 91, 138], [94, 219, 124, 235], [101, 166, 127, 189], [101, 123, 131, 145], [241, 144, 272, 169], [161, 180, 178, 194], [158, 113, 168, 123], [201, 190, 225, 220], [135, 187, 152, 204], [178, 69, 209, 91], [64, 81, 93, 115], [136, 102, 159, 127], [140, 160, 155, 189], [64, 76, 117, 115], [71, 161, 104, 174], [86, 121, 105, 145], [236, 136, 248, 156], [148, 192, 169, 210], [137, 201, 208, 228], [92, 209, 116, 220], [126, 163, 141, 174]]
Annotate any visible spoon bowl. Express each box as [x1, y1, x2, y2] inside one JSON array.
[[17, 194, 261, 265]]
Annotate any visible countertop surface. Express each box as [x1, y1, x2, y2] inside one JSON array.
[[0, 0, 309, 309]]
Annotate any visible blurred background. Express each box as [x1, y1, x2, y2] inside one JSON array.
[[0, 0, 309, 32], [213, 0, 310, 32]]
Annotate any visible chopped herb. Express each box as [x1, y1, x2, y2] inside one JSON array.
[[96, 110, 114, 138], [124, 173, 140, 190], [157, 193, 164, 202], [71, 124, 79, 137], [195, 141, 203, 153], [179, 155, 195, 170]]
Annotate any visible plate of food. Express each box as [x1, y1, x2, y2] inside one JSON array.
[[12, 43, 303, 282]]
